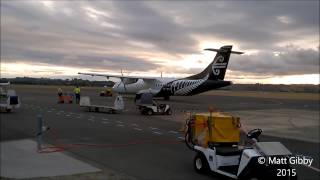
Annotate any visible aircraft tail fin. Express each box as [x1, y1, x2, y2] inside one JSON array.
[[187, 45, 243, 80]]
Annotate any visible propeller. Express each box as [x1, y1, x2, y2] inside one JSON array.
[[121, 69, 128, 92], [117, 69, 127, 93]]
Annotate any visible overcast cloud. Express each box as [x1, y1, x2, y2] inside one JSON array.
[[1, 0, 319, 81]]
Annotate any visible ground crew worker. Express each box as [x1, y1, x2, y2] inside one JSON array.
[[58, 88, 63, 97], [73, 86, 81, 104], [57, 88, 63, 103]]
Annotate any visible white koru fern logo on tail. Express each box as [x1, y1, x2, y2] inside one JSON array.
[[172, 75, 208, 95], [212, 55, 227, 75]]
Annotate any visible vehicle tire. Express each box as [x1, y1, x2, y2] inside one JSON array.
[[5, 108, 11, 113], [166, 108, 172, 115], [147, 109, 153, 115], [194, 153, 209, 173]]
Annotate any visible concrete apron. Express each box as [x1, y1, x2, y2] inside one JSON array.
[[0, 139, 100, 179], [230, 109, 319, 143]]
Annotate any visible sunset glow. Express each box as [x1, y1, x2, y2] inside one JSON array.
[[1, 1, 319, 84]]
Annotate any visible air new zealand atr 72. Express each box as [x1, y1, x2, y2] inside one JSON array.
[[79, 45, 244, 99]]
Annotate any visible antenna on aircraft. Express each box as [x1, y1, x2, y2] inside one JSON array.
[[120, 69, 127, 92]]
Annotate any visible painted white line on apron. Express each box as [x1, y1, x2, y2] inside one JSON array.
[[153, 132, 162, 135], [169, 130, 178, 134], [134, 128, 142, 131]]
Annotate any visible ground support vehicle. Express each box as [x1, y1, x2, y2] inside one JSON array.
[[138, 103, 172, 115], [100, 87, 113, 97], [0, 85, 20, 112], [135, 92, 171, 115], [185, 113, 297, 179], [80, 95, 124, 114]]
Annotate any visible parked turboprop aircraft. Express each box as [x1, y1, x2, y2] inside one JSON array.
[[79, 45, 243, 99]]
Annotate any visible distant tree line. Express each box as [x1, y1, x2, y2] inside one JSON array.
[[1, 77, 115, 87], [0, 77, 318, 93]]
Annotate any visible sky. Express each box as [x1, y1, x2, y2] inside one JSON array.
[[1, 0, 319, 84]]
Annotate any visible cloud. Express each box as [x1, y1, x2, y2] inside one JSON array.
[[2, 46, 160, 71], [229, 46, 319, 75], [1, 0, 319, 80], [108, 1, 198, 54], [149, 1, 319, 50]]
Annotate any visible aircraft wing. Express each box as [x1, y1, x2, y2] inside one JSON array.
[[0, 82, 10, 86], [78, 72, 160, 83]]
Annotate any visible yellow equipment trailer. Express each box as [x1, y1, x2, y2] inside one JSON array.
[[185, 112, 241, 148]]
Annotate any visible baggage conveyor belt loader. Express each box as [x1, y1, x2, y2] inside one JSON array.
[[80, 95, 124, 114]]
